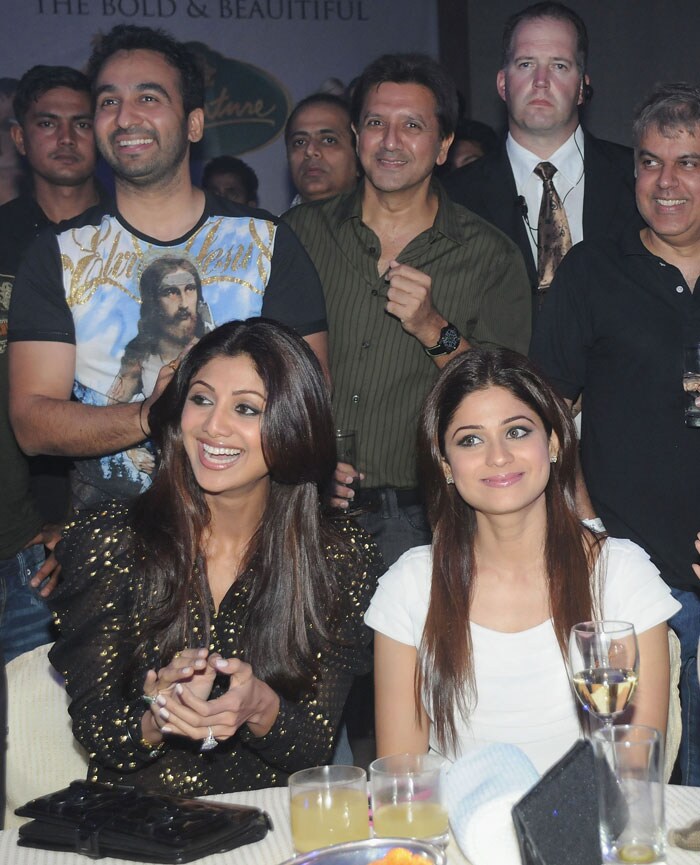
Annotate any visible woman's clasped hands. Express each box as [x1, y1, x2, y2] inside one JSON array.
[[141, 648, 281, 750]]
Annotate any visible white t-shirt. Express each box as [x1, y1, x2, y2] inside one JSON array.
[[365, 537, 680, 774]]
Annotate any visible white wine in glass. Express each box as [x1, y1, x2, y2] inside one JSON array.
[[569, 621, 639, 729]]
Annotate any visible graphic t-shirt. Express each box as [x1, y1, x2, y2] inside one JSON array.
[[9, 194, 326, 506]]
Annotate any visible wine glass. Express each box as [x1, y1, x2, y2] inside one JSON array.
[[568, 621, 639, 729]]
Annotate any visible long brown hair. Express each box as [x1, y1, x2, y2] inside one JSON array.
[[417, 348, 601, 754], [130, 319, 340, 698]]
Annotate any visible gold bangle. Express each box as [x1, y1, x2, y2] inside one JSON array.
[[127, 719, 165, 756]]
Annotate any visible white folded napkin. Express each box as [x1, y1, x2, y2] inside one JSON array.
[[445, 743, 540, 865]]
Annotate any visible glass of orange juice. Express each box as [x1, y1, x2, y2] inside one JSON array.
[[288, 765, 370, 853], [370, 754, 448, 847]]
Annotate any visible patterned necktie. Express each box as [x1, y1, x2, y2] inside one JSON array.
[[533, 161, 572, 305]]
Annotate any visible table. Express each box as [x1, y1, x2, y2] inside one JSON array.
[[0, 785, 699, 864]]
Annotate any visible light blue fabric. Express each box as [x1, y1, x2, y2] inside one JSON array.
[[446, 743, 539, 865]]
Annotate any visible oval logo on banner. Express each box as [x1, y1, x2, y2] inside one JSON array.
[[187, 42, 291, 157]]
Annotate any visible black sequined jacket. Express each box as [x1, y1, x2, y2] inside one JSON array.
[[49, 501, 382, 796]]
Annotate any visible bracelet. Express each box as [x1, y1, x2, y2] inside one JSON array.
[[138, 401, 149, 439], [126, 719, 166, 758]]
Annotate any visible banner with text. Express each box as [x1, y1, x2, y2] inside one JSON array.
[[3, 0, 438, 212]]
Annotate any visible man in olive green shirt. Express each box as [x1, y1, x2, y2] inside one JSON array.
[[284, 53, 531, 566]]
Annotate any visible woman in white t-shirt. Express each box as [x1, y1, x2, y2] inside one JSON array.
[[365, 348, 680, 773]]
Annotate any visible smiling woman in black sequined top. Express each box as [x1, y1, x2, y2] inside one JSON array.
[[50, 318, 381, 796]]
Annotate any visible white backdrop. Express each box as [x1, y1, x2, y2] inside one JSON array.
[[2, 0, 439, 213]]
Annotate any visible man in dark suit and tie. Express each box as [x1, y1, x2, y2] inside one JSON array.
[[444, 2, 637, 316]]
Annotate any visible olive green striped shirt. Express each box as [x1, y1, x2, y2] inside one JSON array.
[[283, 182, 531, 488]]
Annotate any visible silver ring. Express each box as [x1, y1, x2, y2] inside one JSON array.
[[141, 694, 157, 706], [200, 726, 218, 751]]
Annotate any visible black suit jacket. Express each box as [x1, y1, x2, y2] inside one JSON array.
[[442, 129, 639, 296]]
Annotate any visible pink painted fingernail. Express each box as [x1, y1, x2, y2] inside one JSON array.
[[156, 695, 166, 707], [215, 658, 228, 669], [159, 708, 170, 720], [181, 666, 192, 675], [175, 684, 183, 695], [161, 726, 171, 734]]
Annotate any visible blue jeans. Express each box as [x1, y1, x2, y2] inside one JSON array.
[[355, 494, 431, 569], [669, 586, 700, 785], [0, 543, 54, 663]]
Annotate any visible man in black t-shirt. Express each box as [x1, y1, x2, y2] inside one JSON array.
[[531, 83, 700, 785], [8, 25, 327, 509], [0, 65, 100, 659]]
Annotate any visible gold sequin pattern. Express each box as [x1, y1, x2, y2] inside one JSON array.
[[51, 502, 382, 797]]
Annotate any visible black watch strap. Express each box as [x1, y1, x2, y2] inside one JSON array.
[[424, 322, 461, 357]]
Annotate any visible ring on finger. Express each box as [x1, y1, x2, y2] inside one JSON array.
[[200, 726, 218, 752], [141, 694, 157, 706]]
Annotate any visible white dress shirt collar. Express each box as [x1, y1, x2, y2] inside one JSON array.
[[507, 126, 586, 253], [506, 126, 584, 190]]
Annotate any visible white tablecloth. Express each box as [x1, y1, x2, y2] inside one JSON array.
[[0, 785, 699, 864]]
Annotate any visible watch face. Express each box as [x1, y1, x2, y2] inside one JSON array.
[[441, 325, 460, 352]]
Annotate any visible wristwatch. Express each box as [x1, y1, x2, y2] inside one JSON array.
[[424, 322, 461, 357]]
